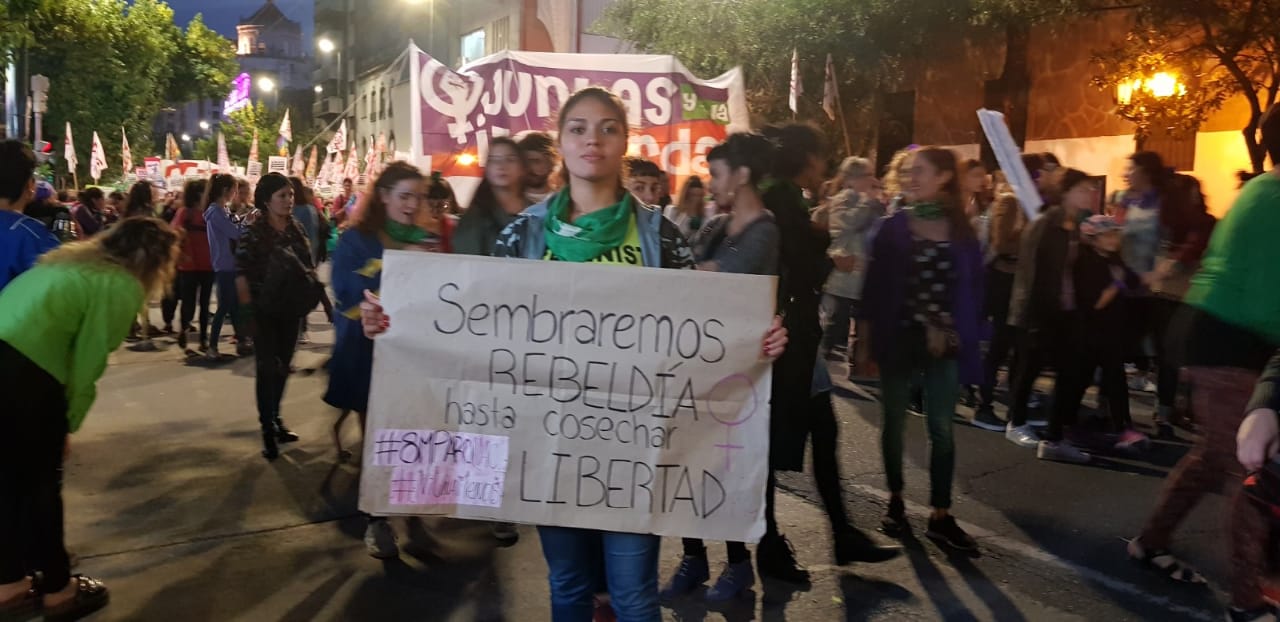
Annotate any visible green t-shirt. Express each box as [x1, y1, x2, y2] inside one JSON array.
[[1185, 172, 1280, 344], [0, 260, 144, 431]]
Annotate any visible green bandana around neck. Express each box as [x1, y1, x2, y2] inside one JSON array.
[[543, 189, 633, 262], [385, 219, 428, 245], [911, 201, 946, 221]]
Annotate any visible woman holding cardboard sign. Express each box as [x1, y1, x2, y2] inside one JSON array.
[[360, 87, 788, 622]]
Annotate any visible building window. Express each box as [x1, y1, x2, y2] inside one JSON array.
[[491, 17, 509, 53], [379, 87, 386, 120], [460, 28, 485, 65], [361, 94, 368, 120]]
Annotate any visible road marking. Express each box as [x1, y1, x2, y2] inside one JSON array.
[[846, 483, 1218, 622]]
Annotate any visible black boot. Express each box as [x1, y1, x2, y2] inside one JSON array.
[[261, 428, 279, 460], [275, 419, 300, 444], [756, 533, 810, 584], [834, 527, 901, 565]]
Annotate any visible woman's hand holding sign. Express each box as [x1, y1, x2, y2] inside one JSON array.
[[361, 290, 389, 339]]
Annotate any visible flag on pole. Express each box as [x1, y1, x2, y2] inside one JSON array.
[[327, 119, 347, 155], [89, 131, 107, 181], [823, 54, 838, 121], [305, 145, 318, 181], [789, 49, 802, 116], [63, 122, 78, 173], [330, 149, 346, 185], [363, 138, 377, 172], [249, 128, 260, 163], [165, 133, 181, 161], [277, 109, 292, 155], [217, 132, 231, 171], [343, 142, 360, 180], [292, 145, 304, 176], [121, 127, 133, 174], [316, 154, 333, 189]]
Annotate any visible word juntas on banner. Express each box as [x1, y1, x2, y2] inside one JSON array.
[[360, 253, 776, 543], [410, 47, 749, 190]]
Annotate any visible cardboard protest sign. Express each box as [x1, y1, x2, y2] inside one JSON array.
[[978, 109, 1043, 219], [360, 252, 776, 543], [267, 156, 288, 176]]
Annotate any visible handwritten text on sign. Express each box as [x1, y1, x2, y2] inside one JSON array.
[[359, 252, 776, 542], [373, 429, 509, 508]]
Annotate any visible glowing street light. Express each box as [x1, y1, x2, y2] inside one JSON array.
[[181, 133, 192, 142], [257, 76, 276, 93], [315, 85, 323, 94], [198, 120, 210, 131], [1115, 71, 1186, 106], [317, 37, 336, 54], [457, 153, 477, 166]]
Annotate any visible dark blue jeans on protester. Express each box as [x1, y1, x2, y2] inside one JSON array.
[[209, 271, 240, 348], [537, 526, 660, 622]]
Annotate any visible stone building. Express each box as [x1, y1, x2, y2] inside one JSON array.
[[881, 10, 1256, 214]]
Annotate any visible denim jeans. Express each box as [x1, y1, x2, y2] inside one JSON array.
[[209, 271, 240, 348], [537, 526, 660, 622], [880, 328, 959, 509]]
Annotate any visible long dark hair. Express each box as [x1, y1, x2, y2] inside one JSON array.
[[427, 171, 458, 215], [202, 173, 237, 210], [554, 87, 630, 189], [915, 147, 974, 241], [760, 123, 825, 180], [353, 161, 426, 236], [707, 132, 776, 186], [462, 137, 526, 230], [125, 181, 155, 218]]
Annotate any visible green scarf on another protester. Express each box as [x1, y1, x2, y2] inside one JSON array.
[[911, 201, 946, 221], [384, 219, 428, 245], [543, 189, 634, 262]]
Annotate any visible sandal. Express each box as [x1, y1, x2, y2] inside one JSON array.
[[42, 575, 109, 622], [1127, 538, 1207, 584], [0, 586, 40, 622]]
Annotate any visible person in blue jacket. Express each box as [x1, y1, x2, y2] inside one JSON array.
[[0, 140, 58, 292]]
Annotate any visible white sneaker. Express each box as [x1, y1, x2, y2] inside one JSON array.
[[1037, 440, 1091, 464], [364, 519, 399, 559], [1128, 375, 1156, 393], [1005, 423, 1040, 448]]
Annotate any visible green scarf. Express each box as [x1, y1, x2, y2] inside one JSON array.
[[912, 201, 946, 221], [385, 219, 428, 245], [543, 189, 633, 262]]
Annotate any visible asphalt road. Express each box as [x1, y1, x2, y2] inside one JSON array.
[[57, 310, 1233, 621]]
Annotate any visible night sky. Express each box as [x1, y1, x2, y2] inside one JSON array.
[[162, 0, 314, 43]]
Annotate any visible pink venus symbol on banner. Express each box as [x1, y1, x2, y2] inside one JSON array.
[[706, 374, 760, 471]]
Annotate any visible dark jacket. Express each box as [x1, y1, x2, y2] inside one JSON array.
[[859, 210, 985, 385], [454, 206, 518, 256], [1073, 246, 1140, 342], [762, 180, 833, 472], [1008, 205, 1078, 329]]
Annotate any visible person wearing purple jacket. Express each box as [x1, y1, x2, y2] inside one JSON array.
[[0, 141, 58, 292], [203, 174, 250, 360], [857, 147, 984, 552]]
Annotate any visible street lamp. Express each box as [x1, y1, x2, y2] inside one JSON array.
[[199, 120, 210, 131], [1115, 71, 1185, 106], [181, 133, 191, 142], [317, 37, 336, 54], [257, 76, 276, 93], [315, 85, 323, 94]]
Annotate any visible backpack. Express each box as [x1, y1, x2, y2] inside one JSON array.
[[258, 243, 321, 318]]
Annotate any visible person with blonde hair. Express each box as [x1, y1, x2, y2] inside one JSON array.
[[0, 217, 180, 622], [819, 156, 885, 359]]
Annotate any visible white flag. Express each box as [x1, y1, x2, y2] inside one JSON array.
[[64, 122, 78, 173], [327, 119, 347, 155], [89, 131, 107, 181], [789, 49, 802, 115], [121, 127, 133, 174], [217, 132, 231, 171], [343, 142, 360, 180], [822, 54, 837, 121], [330, 149, 346, 185], [277, 109, 292, 154], [292, 145, 305, 177]]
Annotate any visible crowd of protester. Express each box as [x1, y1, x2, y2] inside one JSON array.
[[4, 89, 1280, 622]]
